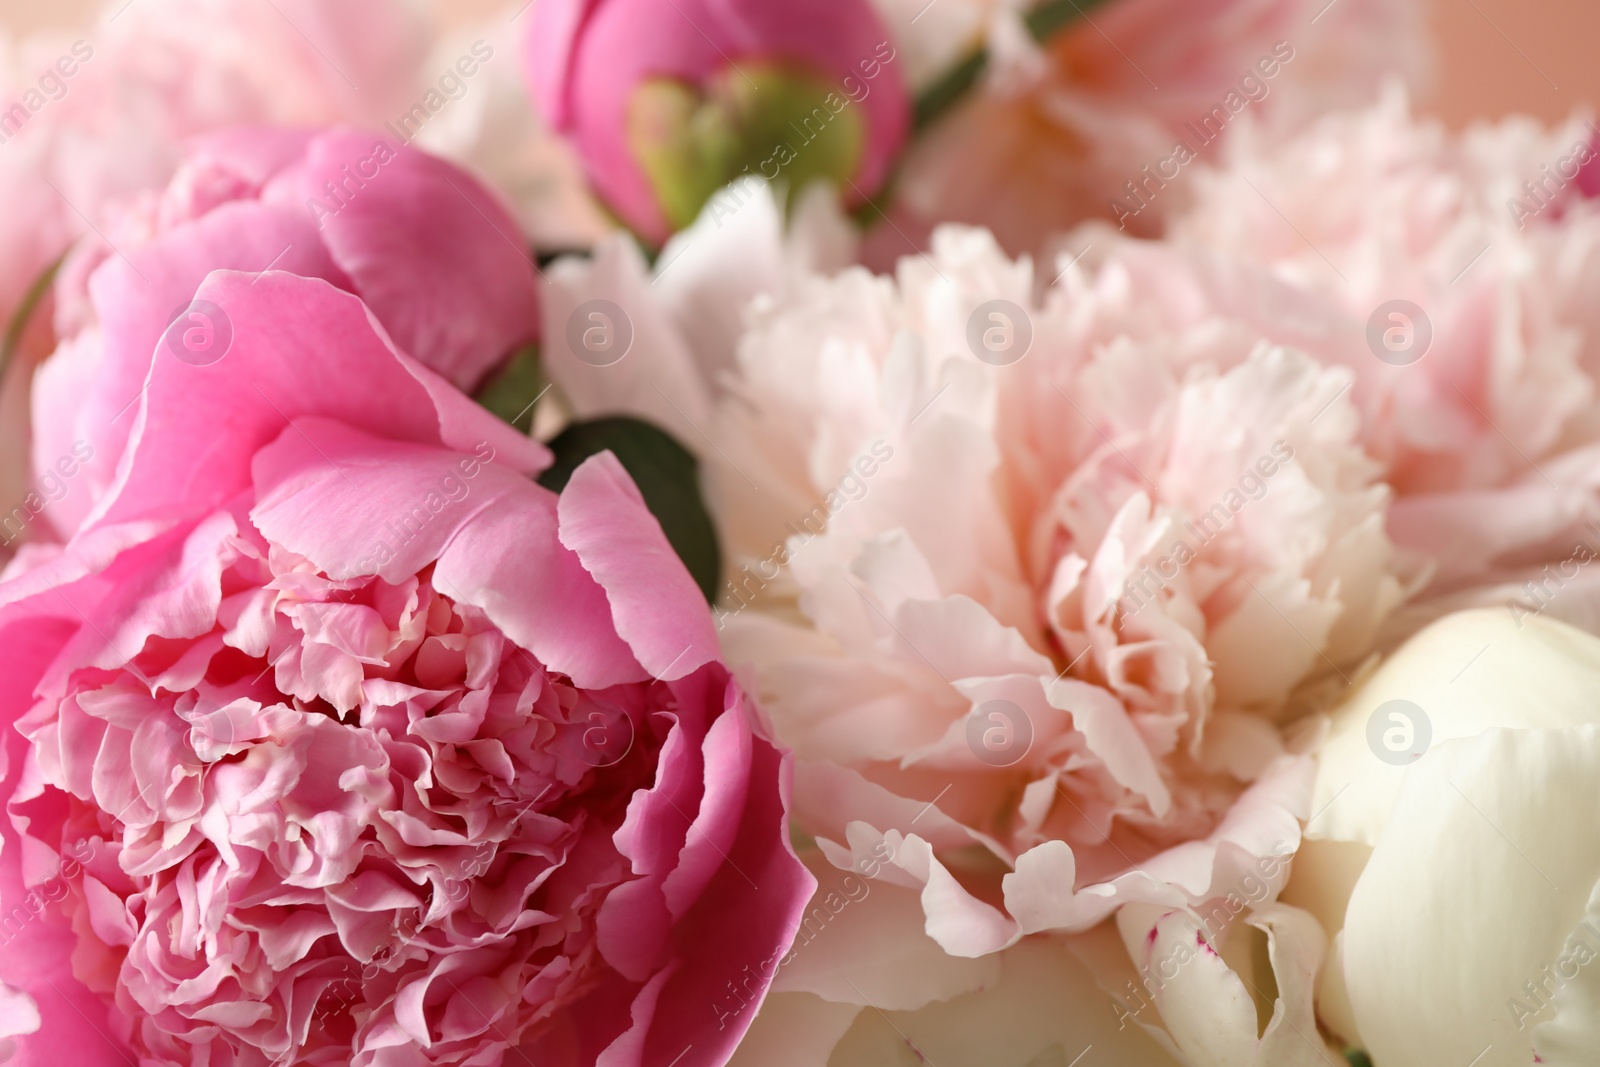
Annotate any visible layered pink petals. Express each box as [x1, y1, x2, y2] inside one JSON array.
[[874, 0, 1428, 263], [670, 227, 1405, 961], [0, 271, 812, 1066], [0, 606, 130, 1067], [90, 271, 545, 534], [33, 127, 541, 541]]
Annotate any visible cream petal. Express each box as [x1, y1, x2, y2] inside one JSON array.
[[772, 852, 1000, 1011], [1250, 904, 1341, 1067], [828, 935, 1184, 1067], [1532, 877, 1600, 1064], [1316, 931, 1362, 1052], [1343, 726, 1600, 1067], [1277, 838, 1371, 1046], [726, 993, 862, 1067], [1114, 902, 1338, 1067], [1311, 608, 1600, 849], [541, 235, 716, 446]]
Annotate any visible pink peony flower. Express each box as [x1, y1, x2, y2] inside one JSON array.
[[27, 126, 541, 542], [0, 269, 812, 1066], [0, 0, 430, 568], [525, 0, 910, 244]]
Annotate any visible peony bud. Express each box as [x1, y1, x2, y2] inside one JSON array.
[[1298, 609, 1600, 1066], [524, 0, 909, 244]]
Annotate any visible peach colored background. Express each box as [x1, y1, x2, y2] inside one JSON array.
[[0, 0, 1597, 127], [1427, 0, 1600, 126]]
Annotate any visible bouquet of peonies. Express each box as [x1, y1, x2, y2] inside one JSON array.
[[0, 0, 1597, 1065]]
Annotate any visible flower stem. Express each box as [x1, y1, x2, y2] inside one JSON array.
[[912, 0, 1121, 131], [0, 252, 63, 388]]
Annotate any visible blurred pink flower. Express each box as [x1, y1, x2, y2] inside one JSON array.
[[525, 0, 909, 244], [28, 126, 540, 542], [0, 0, 429, 327], [869, 0, 1431, 265], [0, 270, 812, 1067], [1172, 91, 1600, 620]]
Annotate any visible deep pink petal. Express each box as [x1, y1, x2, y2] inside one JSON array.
[[557, 452, 719, 682], [0, 611, 134, 1067], [265, 130, 541, 391], [525, 0, 600, 130], [627, 696, 813, 1066], [249, 418, 641, 690], [89, 271, 544, 533]]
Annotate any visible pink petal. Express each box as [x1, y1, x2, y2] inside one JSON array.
[[76, 200, 345, 473], [557, 452, 720, 682], [248, 418, 641, 690], [265, 130, 541, 391], [89, 270, 544, 533]]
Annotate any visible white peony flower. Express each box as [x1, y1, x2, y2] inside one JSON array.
[[1302, 607, 1600, 1065]]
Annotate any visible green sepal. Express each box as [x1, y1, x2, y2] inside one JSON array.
[[473, 345, 545, 433], [628, 63, 865, 233]]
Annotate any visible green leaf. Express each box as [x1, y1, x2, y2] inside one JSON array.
[[473, 345, 545, 433], [537, 416, 721, 604], [1344, 1051, 1374, 1067]]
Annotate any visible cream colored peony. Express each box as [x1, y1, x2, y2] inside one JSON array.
[[541, 183, 1413, 1062]]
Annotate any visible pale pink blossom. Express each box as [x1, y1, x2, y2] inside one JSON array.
[[1173, 90, 1600, 620], [540, 187, 1412, 1056], [869, 0, 1431, 265], [702, 225, 1405, 954]]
